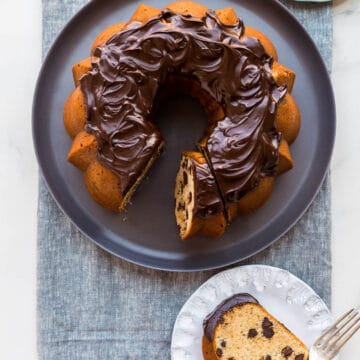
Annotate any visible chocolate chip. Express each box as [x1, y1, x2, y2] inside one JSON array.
[[247, 328, 258, 338], [188, 192, 192, 203], [262, 317, 274, 338], [177, 202, 185, 211], [265, 356, 272, 360], [220, 340, 226, 348], [216, 348, 223, 357], [262, 327, 274, 338], [281, 346, 293, 358], [183, 171, 188, 185], [262, 317, 273, 328], [295, 355, 304, 360], [228, 358, 235, 360]]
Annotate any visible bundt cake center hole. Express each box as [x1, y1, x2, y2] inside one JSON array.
[[154, 88, 209, 153]]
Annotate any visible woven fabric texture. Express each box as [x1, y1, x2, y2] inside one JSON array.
[[38, 1, 333, 358]]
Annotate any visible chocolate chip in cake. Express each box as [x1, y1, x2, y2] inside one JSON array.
[[247, 328, 258, 338], [177, 202, 185, 211], [281, 346, 293, 358], [228, 358, 235, 360], [262, 317, 274, 338], [262, 317, 273, 328], [220, 340, 226, 348], [216, 348, 223, 357], [188, 192, 192, 203], [183, 171, 188, 185], [262, 327, 274, 338], [295, 355, 304, 360], [265, 356, 272, 360]]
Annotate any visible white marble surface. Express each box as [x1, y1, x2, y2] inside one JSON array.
[[332, 0, 360, 357], [0, 0, 359, 358]]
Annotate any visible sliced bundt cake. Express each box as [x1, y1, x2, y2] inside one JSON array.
[[64, 2, 301, 240], [175, 151, 226, 240], [203, 294, 308, 360]]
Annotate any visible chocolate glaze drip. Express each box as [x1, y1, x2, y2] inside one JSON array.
[[203, 293, 259, 341], [191, 157, 224, 218], [80, 10, 285, 198]]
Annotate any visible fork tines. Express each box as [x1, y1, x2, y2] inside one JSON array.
[[315, 307, 360, 358]]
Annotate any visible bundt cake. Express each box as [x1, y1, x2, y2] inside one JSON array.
[[203, 293, 309, 360], [64, 2, 301, 240]]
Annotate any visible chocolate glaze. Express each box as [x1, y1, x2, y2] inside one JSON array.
[[189, 156, 224, 218], [80, 10, 285, 199], [203, 293, 259, 341]]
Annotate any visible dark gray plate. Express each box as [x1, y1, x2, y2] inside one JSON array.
[[33, 0, 335, 271]]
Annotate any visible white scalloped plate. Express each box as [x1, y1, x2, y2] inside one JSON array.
[[171, 265, 335, 359]]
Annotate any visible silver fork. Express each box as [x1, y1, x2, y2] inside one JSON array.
[[310, 307, 360, 359]]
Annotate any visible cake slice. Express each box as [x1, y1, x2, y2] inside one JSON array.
[[175, 151, 226, 240], [203, 293, 308, 360]]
